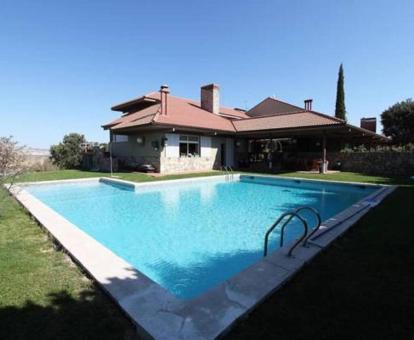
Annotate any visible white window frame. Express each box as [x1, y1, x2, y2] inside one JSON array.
[[179, 135, 200, 157]]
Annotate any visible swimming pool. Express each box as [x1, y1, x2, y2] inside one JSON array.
[[25, 175, 377, 300]]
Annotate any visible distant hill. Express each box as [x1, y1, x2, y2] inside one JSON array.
[[26, 148, 50, 157]]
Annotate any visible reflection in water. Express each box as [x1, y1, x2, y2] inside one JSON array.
[[160, 188, 180, 214], [200, 183, 216, 205]]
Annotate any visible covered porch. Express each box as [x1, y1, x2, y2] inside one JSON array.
[[234, 124, 386, 174]]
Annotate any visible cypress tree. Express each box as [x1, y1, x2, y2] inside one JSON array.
[[335, 63, 347, 121]]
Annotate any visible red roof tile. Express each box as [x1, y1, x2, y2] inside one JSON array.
[[233, 111, 341, 132], [103, 89, 344, 134], [103, 92, 247, 132], [246, 97, 303, 117]]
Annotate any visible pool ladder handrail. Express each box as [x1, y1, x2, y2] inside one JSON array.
[[222, 166, 234, 181], [281, 206, 322, 248], [263, 206, 322, 257]]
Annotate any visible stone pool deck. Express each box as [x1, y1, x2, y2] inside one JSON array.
[[9, 175, 395, 339]]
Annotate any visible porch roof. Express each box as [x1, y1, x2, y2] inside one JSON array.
[[232, 110, 343, 132]]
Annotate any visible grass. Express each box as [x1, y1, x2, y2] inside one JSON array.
[[16, 169, 225, 184], [228, 185, 414, 339], [1, 169, 413, 339], [274, 171, 413, 186], [0, 187, 137, 339]]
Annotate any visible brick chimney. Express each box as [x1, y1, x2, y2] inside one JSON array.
[[201, 83, 220, 114], [360, 117, 376, 133], [304, 99, 313, 111], [160, 85, 170, 115]]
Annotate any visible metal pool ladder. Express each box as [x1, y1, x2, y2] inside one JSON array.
[[222, 166, 234, 181], [263, 206, 322, 257]]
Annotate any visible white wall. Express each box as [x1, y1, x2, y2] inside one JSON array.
[[165, 133, 179, 158], [200, 136, 212, 157], [161, 134, 220, 173]]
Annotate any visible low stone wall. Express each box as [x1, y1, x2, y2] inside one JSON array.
[[297, 151, 414, 176], [160, 156, 217, 174], [329, 152, 414, 176]]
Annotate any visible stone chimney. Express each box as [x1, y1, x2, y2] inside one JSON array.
[[360, 117, 376, 133], [160, 85, 170, 115], [304, 99, 313, 111], [201, 83, 220, 114]]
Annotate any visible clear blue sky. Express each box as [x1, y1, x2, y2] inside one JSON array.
[[1, 0, 413, 148]]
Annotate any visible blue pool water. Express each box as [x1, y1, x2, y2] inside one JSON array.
[[26, 176, 377, 299]]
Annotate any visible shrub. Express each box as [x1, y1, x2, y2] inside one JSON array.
[[341, 143, 414, 153], [28, 158, 59, 172], [50, 133, 86, 169]]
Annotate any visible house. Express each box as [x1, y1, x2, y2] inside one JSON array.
[[102, 84, 385, 174]]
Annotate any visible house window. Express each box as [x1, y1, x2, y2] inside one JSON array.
[[179, 135, 200, 157], [113, 134, 128, 143]]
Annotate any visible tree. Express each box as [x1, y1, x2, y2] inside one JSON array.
[[0, 136, 26, 185], [335, 63, 347, 121], [0, 136, 28, 215], [50, 133, 86, 169], [381, 99, 414, 144]]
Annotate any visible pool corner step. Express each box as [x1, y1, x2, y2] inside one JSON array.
[[99, 177, 136, 191]]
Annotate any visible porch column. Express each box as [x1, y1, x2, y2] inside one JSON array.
[[322, 134, 327, 174]]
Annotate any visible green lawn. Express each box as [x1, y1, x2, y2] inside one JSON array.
[[1, 170, 413, 339], [275, 171, 413, 186], [229, 184, 414, 339], [0, 185, 137, 339], [16, 169, 227, 184]]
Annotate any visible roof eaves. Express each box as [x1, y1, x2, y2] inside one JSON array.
[[107, 110, 159, 130], [152, 122, 236, 134], [217, 112, 245, 120], [111, 95, 160, 112], [235, 122, 346, 134], [344, 123, 389, 140]]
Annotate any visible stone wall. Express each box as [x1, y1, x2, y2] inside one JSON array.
[[297, 151, 414, 176], [329, 152, 414, 176], [160, 135, 229, 174], [160, 156, 217, 174]]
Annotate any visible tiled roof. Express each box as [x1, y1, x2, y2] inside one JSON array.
[[233, 111, 342, 132], [102, 104, 160, 128], [246, 97, 303, 117], [103, 91, 247, 132], [103, 90, 344, 134]]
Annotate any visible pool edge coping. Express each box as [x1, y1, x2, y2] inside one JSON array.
[[8, 174, 396, 339]]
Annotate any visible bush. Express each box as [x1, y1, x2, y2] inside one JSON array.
[[341, 143, 414, 153], [28, 158, 59, 172], [50, 133, 86, 169]]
